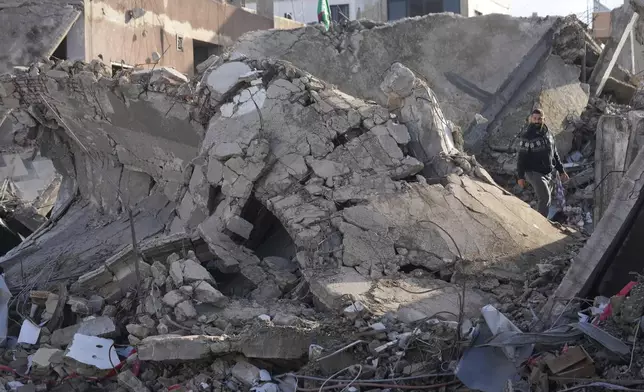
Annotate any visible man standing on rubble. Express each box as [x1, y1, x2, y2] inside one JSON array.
[[517, 109, 569, 217]]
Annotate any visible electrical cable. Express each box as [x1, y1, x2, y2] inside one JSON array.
[[317, 365, 361, 392], [296, 380, 461, 391], [276, 373, 455, 383]]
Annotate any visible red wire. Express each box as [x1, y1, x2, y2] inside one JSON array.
[[0, 349, 140, 385]]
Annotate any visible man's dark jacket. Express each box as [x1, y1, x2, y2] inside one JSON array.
[[517, 123, 564, 179]]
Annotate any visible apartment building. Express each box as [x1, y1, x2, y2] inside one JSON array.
[[244, 0, 510, 24]]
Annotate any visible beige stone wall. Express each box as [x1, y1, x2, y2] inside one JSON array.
[[83, 0, 274, 76]]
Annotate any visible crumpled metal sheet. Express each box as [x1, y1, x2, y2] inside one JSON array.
[[572, 322, 630, 355], [477, 326, 582, 347], [456, 305, 533, 392]]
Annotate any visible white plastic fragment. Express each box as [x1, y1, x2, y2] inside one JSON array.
[[258, 314, 271, 322], [17, 319, 41, 344], [65, 334, 119, 370]]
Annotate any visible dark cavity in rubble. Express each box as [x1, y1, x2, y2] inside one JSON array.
[[332, 126, 369, 147], [239, 195, 297, 260]]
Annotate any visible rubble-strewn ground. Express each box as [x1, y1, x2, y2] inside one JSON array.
[[0, 8, 644, 392]]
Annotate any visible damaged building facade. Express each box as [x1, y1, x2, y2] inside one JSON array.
[[0, 0, 298, 77], [244, 0, 510, 24], [2, 1, 644, 391]]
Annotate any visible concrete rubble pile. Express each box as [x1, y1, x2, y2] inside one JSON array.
[[230, 10, 644, 232], [0, 9, 643, 392]]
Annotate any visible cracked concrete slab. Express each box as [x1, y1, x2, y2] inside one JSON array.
[[0, 1, 82, 74], [233, 14, 559, 132]]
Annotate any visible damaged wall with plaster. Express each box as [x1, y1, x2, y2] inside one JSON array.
[[85, 0, 274, 76]]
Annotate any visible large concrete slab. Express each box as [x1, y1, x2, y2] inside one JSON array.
[[0, 1, 82, 73], [234, 14, 558, 133]]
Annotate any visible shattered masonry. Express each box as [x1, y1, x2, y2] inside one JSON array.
[[0, 47, 572, 319]]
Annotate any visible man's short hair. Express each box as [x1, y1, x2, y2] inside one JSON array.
[[532, 109, 544, 116]]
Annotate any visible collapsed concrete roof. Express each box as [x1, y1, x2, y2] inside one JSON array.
[[0, 0, 82, 75], [0, 47, 572, 317], [232, 14, 611, 177]]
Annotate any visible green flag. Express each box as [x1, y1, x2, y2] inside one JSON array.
[[317, 0, 331, 31]]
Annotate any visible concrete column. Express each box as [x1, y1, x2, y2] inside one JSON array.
[[625, 111, 644, 170], [594, 115, 630, 224], [257, 0, 275, 20]]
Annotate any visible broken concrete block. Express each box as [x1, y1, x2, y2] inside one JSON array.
[[167, 252, 181, 265], [51, 316, 118, 348], [225, 215, 254, 239], [138, 315, 156, 329], [180, 285, 194, 296], [192, 281, 228, 307], [261, 256, 297, 272], [162, 290, 185, 307], [157, 323, 169, 335], [149, 67, 188, 85], [138, 335, 231, 361], [239, 326, 315, 360], [169, 261, 184, 286], [151, 261, 168, 286], [342, 205, 388, 234], [181, 259, 216, 284], [306, 158, 349, 179], [126, 324, 151, 339], [212, 142, 243, 160], [211, 358, 228, 379], [222, 175, 253, 198], [231, 360, 260, 386], [380, 62, 415, 99], [31, 347, 63, 373], [387, 122, 411, 144], [207, 159, 224, 184], [68, 297, 90, 314], [340, 222, 396, 268], [74, 266, 113, 291], [271, 270, 299, 293], [102, 305, 117, 317], [117, 369, 150, 392], [88, 295, 105, 314], [272, 313, 302, 326], [206, 61, 252, 99], [175, 300, 198, 321], [251, 280, 282, 302]]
